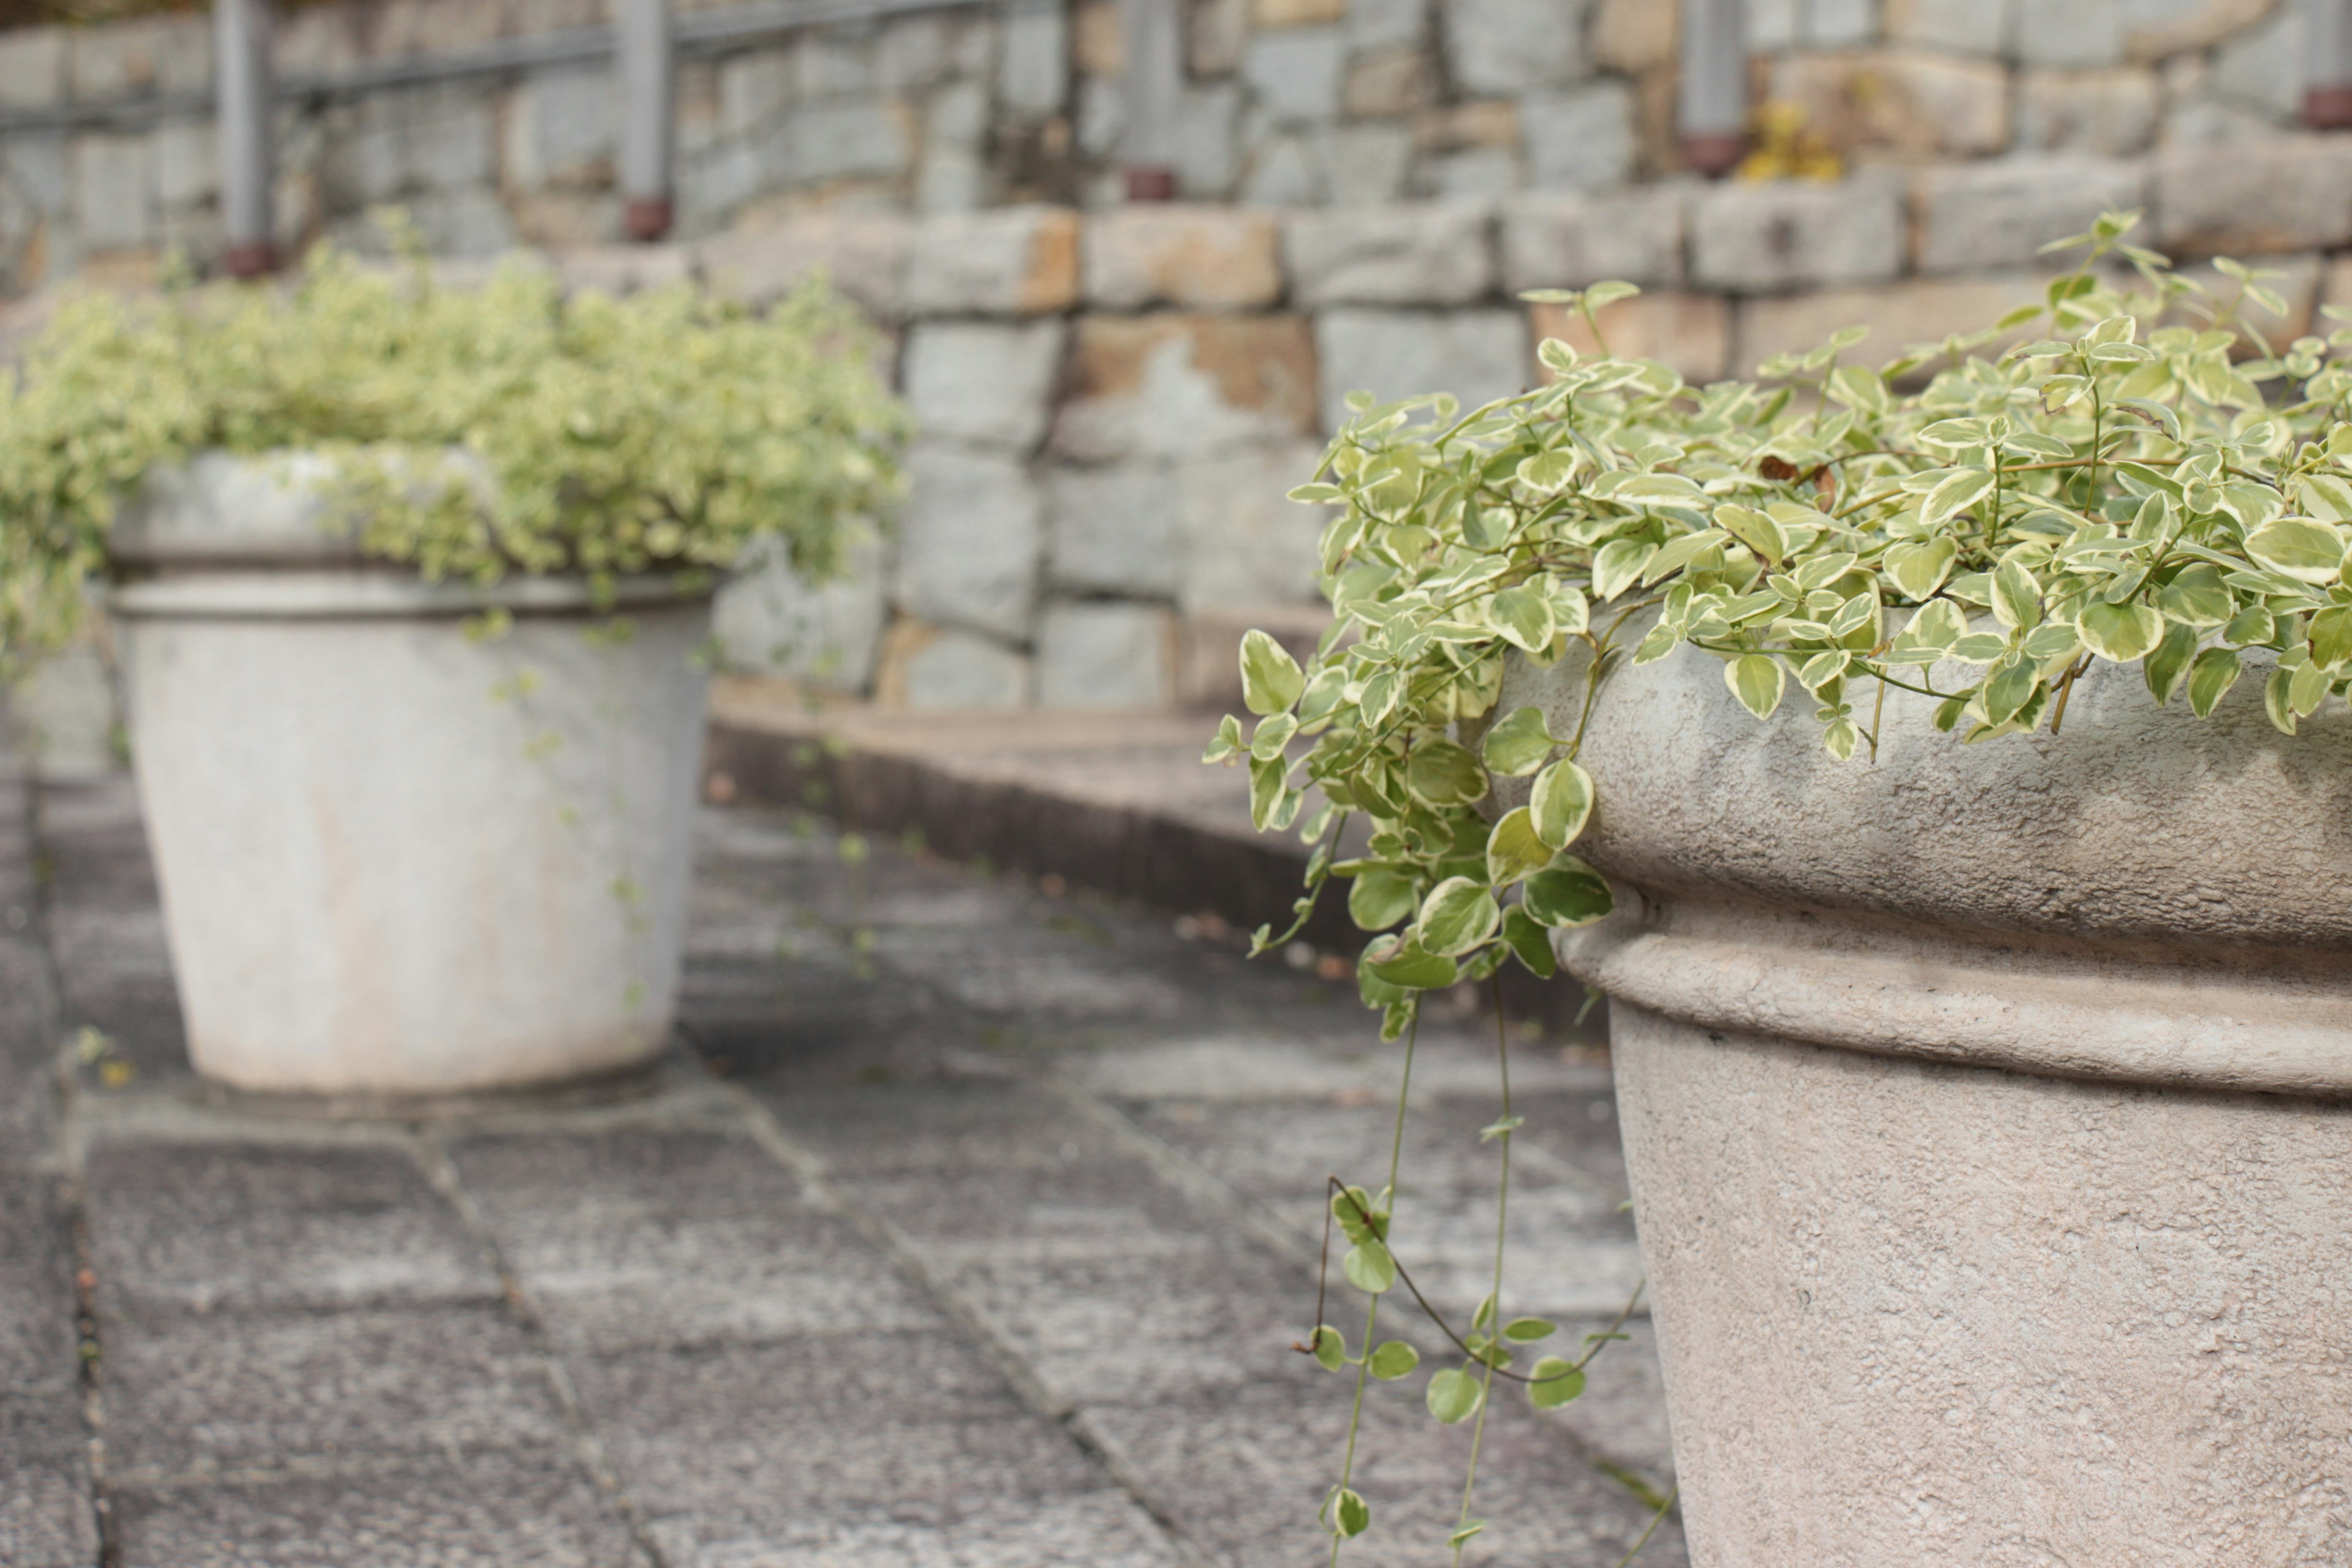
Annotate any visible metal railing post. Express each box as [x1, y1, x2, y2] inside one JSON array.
[[619, 0, 676, 241], [215, 0, 276, 276], [1678, 0, 1747, 178], [2309, 0, 2352, 129], [1117, 0, 1180, 200]]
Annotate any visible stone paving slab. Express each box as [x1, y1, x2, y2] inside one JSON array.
[[12, 774, 1683, 1567]]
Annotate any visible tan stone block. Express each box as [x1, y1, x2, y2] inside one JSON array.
[[1343, 47, 1426, 118], [2157, 137, 2352, 257], [1073, 0, 1124, 77], [1734, 274, 2048, 378], [1188, 0, 1250, 75], [1531, 292, 1731, 385], [1767, 49, 2010, 161], [2015, 67, 2160, 156], [1591, 0, 1678, 74], [1415, 99, 1518, 152], [907, 205, 1081, 315], [1054, 314, 1320, 460], [2127, 0, 2279, 61], [1256, 0, 1347, 22], [699, 210, 914, 318], [1083, 205, 1283, 309]]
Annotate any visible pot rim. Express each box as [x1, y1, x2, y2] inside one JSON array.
[[110, 568, 715, 622]]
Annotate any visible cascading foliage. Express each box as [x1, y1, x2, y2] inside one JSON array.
[[0, 228, 907, 671], [1211, 213, 2352, 1558]]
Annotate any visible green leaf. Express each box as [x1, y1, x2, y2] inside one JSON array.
[[2310, 605, 2352, 669], [1425, 1368, 1483, 1425], [1528, 1356, 1587, 1409], [1503, 1317, 1557, 1342], [1201, 712, 1242, 764], [1248, 753, 1289, 831], [1312, 1324, 1346, 1371], [1522, 859, 1613, 928], [1408, 741, 1488, 805], [1249, 711, 1298, 760], [1991, 557, 2043, 632], [1529, 758, 1596, 848], [1343, 1240, 1398, 1294], [2244, 518, 2348, 584], [1369, 1340, 1421, 1381], [1726, 654, 1786, 719], [2187, 645, 2243, 717], [1883, 537, 1958, 601], [1921, 467, 1996, 527], [1480, 705, 1557, 775], [1332, 1487, 1370, 1539], [1713, 504, 1786, 565], [2156, 563, 2233, 627], [1418, 876, 1501, 956], [1982, 654, 2040, 726], [1365, 940, 1459, 990], [1238, 628, 1305, 716], [1447, 1523, 1487, 1549], [2266, 665, 2298, 734], [1347, 868, 1419, 931], [1591, 537, 1657, 601], [1331, 1185, 1384, 1243], [1489, 583, 1558, 652], [1480, 1115, 1523, 1142], [1500, 905, 1558, 978], [2077, 599, 2165, 663], [2143, 621, 2198, 704], [1486, 807, 1555, 888]]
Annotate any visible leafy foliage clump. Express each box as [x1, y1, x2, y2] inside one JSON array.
[[1215, 214, 2350, 1036], [0, 237, 907, 666]]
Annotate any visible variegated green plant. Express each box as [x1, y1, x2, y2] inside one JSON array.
[[1211, 214, 2347, 1560], [0, 230, 906, 671]]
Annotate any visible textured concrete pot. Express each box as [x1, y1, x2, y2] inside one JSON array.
[[1499, 632, 2352, 1565], [109, 453, 712, 1097]]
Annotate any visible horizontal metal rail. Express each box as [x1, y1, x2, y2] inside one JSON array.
[[0, 0, 995, 135]]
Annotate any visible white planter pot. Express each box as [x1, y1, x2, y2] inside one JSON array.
[[1500, 636, 2352, 1565], [110, 453, 713, 1097]]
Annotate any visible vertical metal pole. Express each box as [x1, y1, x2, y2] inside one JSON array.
[[1118, 0, 1180, 201], [215, 0, 275, 277], [1678, 0, 1748, 178], [2308, 0, 2352, 130], [619, 0, 675, 241]]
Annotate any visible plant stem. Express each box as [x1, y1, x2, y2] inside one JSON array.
[[1451, 980, 1515, 1564], [1328, 1006, 1421, 1565], [1613, 1487, 1681, 1567]]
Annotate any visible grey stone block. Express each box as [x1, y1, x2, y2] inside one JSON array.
[[2015, 0, 2124, 67], [1423, 144, 1520, 201], [647, 1493, 1179, 1567], [1690, 175, 1904, 292], [1035, 601, 1176, 709], [0, 28, 65, 111], [1242, 25, 1346, 126], [698, 210, 913, 317], [999, 0, 1069, 115], [1349, 0, 1427, 49], [71, 132, 150, 251], [4, 132, 68, 216], [1807, 0, 1880, 44], [1240, 133, 1323, 205], [1884, 0, 2010, 53], [713, 532, 889, 693], [68, 15, 209, 101], [151, 117, 216, 211], [1048, 464, 1182, 598], [111, 1453, 641, 1568], [2212, 3, 2299, 120], [83, 1141, 499, 1316], [889, 624, 1034, 709], [1915, 155, 2146, 274], [1446, 0, 1591, 94], [793, 31, 876, 99], [1327, 121, 1415, 205], [103, 1303, 570, 1480], [894, 445, 1043, 639], [0, 1174, 76, 1397], [2157, 136, 2352, 255], [444, 1126, 947, 1355], [1523, 78, 1638, 192], [717, 50, 791, 137], [905, 205, 1079, 315], [2015, 67, 2160, 156], [903, 319, 1067, 451], [1749, 0, 1800, 48], [398, 86, 499, 192], [503, 64, 616, 190], [876, 13, 958, 92], [1284, 202, 1495, 306], [1174, 83, 1244, 197], [0, 1453, 97, 1568], [784, 99, 914, 182], [1314, 306, 1530, 431], [1501, 186, 1686, 292], [1177, 440, 1330, 612]]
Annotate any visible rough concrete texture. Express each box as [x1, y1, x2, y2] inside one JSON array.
[[13, 756, 1679, 1566], [1496, 635, 2352, 1562]]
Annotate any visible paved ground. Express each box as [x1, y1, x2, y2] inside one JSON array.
[[0, 759, 1683, 1567]]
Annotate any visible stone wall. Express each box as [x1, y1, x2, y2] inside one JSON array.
[[0, 0, 2344, 716]]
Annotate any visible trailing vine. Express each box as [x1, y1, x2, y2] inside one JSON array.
[[1211, 213, 2352, 1555]]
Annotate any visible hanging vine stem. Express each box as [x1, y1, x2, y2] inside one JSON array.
[[1448, 976, 1518, 1560]]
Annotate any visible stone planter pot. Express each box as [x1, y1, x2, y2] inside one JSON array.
[[1500, 633, 2352, 1565], [108, 453, 713, 1098]]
